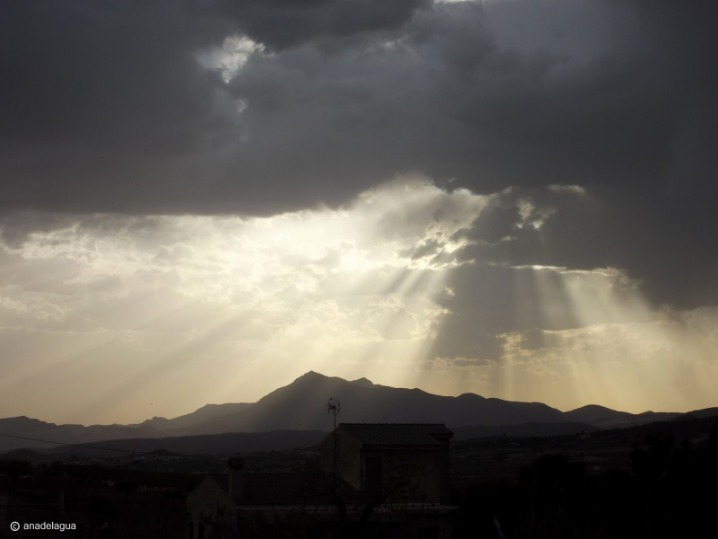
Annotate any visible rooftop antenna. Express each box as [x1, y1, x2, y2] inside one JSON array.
[[327, 397, 341, 432], [327, 397, 341, 477]]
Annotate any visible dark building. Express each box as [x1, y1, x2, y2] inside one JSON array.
[[186, 423, 455, 538], [321, 423, 453, 504]]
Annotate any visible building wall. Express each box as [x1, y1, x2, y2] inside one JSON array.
[[361, 447, 441, 502], [322, 431, 364, 490], [321, 426, 453, 504]]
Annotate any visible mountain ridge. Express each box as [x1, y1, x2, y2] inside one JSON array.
[[1, 371, 715, 452]]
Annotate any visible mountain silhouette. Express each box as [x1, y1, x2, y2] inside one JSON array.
[[2, 371, 716, 452], [189, 371, 566, 433], [563, 404, 680, 428]]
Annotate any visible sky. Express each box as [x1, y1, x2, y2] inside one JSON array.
[[1, 0, 717, 425]]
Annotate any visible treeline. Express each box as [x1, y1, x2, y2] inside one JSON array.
[[0, 460, 196, 538], [454, 428, 718, 538]]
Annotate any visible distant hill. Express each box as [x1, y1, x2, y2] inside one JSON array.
[[45, 430, 328, 459], [34, 412, 718, 459], [2, 371, 717, 453], [137, 402, 253, 433], [564, 404, 680, 429], [564, 404, 630, 424], [183, 371, 567, 434], [453, 422, 599, 440], [0, 416, 162, 452]]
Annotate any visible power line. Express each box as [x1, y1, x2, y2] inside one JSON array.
[[0, 431, 141, 455]]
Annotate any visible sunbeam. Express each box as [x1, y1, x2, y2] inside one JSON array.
[[0, 178, 486, 423]]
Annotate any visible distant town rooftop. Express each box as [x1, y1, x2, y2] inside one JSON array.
[[335, 423, 453, 446]]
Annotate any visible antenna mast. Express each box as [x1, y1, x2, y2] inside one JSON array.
[[327, 397, 341, 477], [327, 397, 341, 431]]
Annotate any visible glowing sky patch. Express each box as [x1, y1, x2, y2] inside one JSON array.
[[0, 177, 716, 423], [1, 1, 717, 427], [0, 178, 485, 422], [195, 34, 266, 84]]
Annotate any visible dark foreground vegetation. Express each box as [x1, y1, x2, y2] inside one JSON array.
[[1, 415, 717, 538], [452, 416, 718, 538], [0, 459, 196, 538]]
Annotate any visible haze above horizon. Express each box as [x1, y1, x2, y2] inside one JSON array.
[[1, 1, 717, 424]]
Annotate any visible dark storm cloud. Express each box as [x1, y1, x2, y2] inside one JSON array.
[[215, 0, 430, 50], [0, 0, 238, 212], [1, 0, 717, 307], [0, 0, 428, 214]]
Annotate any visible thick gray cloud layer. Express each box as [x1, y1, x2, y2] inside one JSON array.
[[216, 0, 430, 50], [1, 0, 717, 308]]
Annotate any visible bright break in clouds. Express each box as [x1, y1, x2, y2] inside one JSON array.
[[1, 0, 717, 422]]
